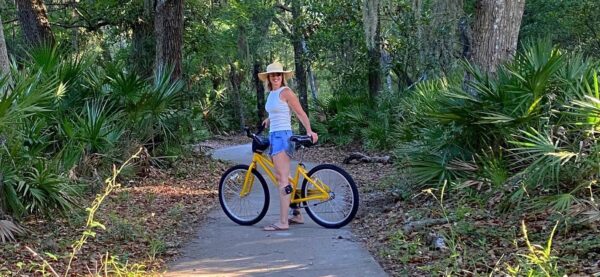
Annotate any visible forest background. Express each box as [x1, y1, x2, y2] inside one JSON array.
[[1, 0, 600, 275]]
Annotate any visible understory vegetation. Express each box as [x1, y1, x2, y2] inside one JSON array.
[[2, 0, 600, 275], [0, 45, 207, 220], [343, 41, 599, 275]]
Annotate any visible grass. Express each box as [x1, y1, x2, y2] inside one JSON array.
[[381, 230, 422, 264], [503, 221, 562, 276]]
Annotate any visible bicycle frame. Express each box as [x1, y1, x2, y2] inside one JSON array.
[[240, 152, 331, 204]]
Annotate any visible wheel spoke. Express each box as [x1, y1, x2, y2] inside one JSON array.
[[219, 166, 269, 225], [303, 165, 358, 228]]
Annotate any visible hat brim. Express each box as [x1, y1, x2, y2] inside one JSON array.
[[258, 71, 294, 82]]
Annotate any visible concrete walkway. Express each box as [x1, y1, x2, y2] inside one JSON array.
[[166, 144, 387, 277]]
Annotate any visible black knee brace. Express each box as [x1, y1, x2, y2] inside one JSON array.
[[283, 184, 293, 194]]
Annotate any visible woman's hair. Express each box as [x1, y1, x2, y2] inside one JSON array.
[[264, 76, 288, 91]]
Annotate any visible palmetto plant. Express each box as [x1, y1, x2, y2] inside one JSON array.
[[138, 67, 184, 143], [195, 87, 230, 134], [398, 39, 600, 215], [75, 100, 122, 154], [17, 162, 75, 216], [104, 66, 184, 146], [0, 43, 196, 243]]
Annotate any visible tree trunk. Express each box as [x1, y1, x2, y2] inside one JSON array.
[[459, 16, 471, 59], [363, 0, 381, 99], [0, 172, 5, 215], [431, 0, 464, 75], [15, 0, 55, 47], [253, 61, 266, 124], [291, 0, 309, 132], [132, 21, 155, 77], [130, 0, 154, 76], [0, 14, 10, 75], [154, 0, 184, 80], [470, 0, 525, 75], [381, 47, 393, 92], [307, 63, 318, 100], [229, 63, 245, 131], [301, 39, 318, 100], [69, 2, 78, 51]]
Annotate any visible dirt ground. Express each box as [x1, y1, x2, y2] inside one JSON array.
[[2, 136, 596, 276]]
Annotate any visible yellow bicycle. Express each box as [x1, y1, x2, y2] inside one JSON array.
[[218, 127, 359, 228]]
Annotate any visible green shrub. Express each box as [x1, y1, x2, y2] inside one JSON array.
[[395, 39, 600, 213]]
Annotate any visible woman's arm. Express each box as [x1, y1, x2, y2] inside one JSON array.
[[281, 88, 319, 143]]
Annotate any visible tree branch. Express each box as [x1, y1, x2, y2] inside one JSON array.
[[275, 3, 291, 13], [273, 15, 291, 37], [583, 19, 600, 52], [52, 20, 110, 31]]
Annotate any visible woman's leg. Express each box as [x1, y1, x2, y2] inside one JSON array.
[[289, 206, 304, 224], [271, 151, 292, 229]]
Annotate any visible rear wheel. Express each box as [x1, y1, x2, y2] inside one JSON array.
[[219, 164, 269, 225], [301, 164, 359, 228]]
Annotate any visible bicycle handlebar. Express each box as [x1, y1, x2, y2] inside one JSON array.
[[245, 125, 265, 138]]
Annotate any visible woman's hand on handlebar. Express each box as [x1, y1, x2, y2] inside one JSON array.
[[307, 131, 318, 143]]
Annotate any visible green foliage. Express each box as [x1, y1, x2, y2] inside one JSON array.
[[0, 43, 205, 220], [521, 0, 600, 57], [394, 40, 600, 215], [17, 162, 75, 216], [311, 90, 403, 150], [382, 230, 421, 264]]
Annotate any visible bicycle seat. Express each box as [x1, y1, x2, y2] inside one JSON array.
[[290, 135, 314, 148]]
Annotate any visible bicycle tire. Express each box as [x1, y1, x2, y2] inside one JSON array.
[[219, 164, 269, 225], [301, 164, 359, 228]]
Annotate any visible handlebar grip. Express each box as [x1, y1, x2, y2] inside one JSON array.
[[256, 124, 265, 135]]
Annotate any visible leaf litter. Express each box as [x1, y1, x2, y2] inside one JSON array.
[[1, 136, 599, 276]]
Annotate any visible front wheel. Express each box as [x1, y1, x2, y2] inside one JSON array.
[[219, 164, 269, 225], [301, 164, 359, 228]]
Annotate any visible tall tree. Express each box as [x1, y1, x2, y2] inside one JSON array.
[[15, 0, 55, 46], [229, 62, 245, 131], [470, 0, 525, 75], [290, 0, 308, 118], [130, 0, 155, 77], [273, 1, 310, 123], [154, 0, 184, 80], [0, 14, 9, 75], [431, 0, 464, 75], [362, 0, 381, 99], [253, 60, 266, 123]]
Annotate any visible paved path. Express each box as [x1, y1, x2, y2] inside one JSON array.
[[166, 144, 387, 277]]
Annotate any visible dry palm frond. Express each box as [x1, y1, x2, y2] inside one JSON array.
[[456, 179, 486, 190], [573, 200, 600, 225], [446, 158, 479, 172], [0, 219, 26, 243]]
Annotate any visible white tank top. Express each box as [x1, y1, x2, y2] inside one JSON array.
[[265, 86, 292, 132]]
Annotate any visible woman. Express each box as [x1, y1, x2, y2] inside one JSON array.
[[258, 61, 318, 231]]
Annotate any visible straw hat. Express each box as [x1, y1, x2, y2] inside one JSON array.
[[258, 61, 294, 82]]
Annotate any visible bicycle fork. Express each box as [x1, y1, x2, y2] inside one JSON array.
[[240, 162, 257, 197]]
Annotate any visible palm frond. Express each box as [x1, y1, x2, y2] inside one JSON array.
[[510, 128, 578, 186], [532, 193, 579, 213], [0, 219, 26, 243]]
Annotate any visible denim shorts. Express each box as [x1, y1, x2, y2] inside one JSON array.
[[269, 130, 294, 157]]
